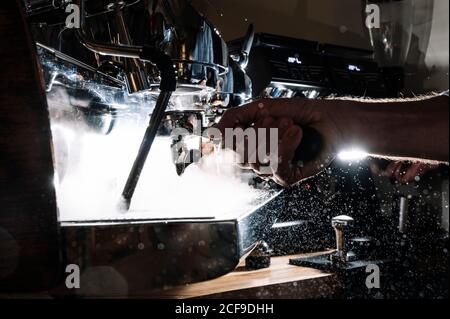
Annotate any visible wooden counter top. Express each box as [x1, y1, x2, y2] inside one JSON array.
[[0, 252, 341, 299], [136, 252, 341, 299]]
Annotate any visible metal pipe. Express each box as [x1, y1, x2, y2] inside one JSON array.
[[76, 0, 143, 59], [114, 2, 150, 93], [121, 91, 173, 210], [115, 4, 132, 45]]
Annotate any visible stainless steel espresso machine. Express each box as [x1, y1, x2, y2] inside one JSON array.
[[1, 0, 447, 298], [2, 0, 278, 296]]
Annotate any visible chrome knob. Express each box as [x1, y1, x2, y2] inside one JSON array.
[[331, 215, 354, 264]]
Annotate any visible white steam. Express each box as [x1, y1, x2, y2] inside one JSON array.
[[47, 88, 266, 222]]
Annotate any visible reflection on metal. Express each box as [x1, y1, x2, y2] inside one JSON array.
[[37, 42, 125, 88], [27, 0, 230, 99], [366, 0, 415, 67], [60, 191, 281, 295], [76, 0, 143, 59], [113, 2, 150, 93]]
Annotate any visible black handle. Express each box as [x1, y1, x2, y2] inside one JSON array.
[[293, 127, 323, 163]]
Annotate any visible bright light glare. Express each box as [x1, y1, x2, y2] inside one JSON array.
[[337, 148, 368, 161]]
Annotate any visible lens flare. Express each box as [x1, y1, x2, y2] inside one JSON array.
[[337, 148, 368, 162]]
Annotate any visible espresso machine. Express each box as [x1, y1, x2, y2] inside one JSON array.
[[0, 0, 281, 296], [0, 0, 447, 298]]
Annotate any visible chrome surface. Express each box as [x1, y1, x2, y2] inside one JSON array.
[[60, 190, 280, 295], [76, 0, 144, 59], [331, 215, 354, 264], [113, 2, 150, 93], [152, 0, 229, 81], [26, 0, 231, 99], [366, 0, 415, 67], [37, 42, 125, 88]]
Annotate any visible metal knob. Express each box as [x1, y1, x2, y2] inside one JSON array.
[[331, 215, 354, 264]]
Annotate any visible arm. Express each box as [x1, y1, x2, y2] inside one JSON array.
[[216, 94, 449, 186], [334, 94, 449, 162]]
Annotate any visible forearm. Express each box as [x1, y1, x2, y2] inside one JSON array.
[[330, 95, 449, 162]]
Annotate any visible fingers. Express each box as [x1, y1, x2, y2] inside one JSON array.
[[376, 161, 439, 184], [245, 116, 275, 169], [249, 117, 293, 175], [400, 163, 438, 183], [223, 114, 295, 176], [229, 113, 327, 186], [215, 98, 325, 187], [393, 162, 407, 181], [381, 161, 403, 178], [272, 120, 334, 186], [216, 98, 314, 137], [276, 118, 295, 141], [272, 125, 303, 187], [399, 163, 421, 183], [216, 100, 272, 136]]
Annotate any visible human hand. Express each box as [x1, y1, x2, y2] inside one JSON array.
[[216, 98, 343, 186], [370, 160, 439, 184]]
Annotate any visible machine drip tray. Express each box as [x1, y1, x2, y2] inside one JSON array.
[[58, 191, 282, 296]]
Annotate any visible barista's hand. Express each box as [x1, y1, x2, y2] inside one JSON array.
[[216, 94, 448, 187], [216, 99, 343, 186], [370, 160, 439, 184]]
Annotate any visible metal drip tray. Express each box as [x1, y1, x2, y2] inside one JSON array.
[[59, 190, 281, 296]]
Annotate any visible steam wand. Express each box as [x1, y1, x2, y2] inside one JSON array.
[[75, 0, 177, 210], [120, 47, 177, 211]]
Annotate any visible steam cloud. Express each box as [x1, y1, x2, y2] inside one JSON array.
[[47, 87, 268, 222]]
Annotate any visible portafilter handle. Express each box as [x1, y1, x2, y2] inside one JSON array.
[[293, 126, 324, 165]]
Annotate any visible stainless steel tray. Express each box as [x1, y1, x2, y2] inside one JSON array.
[[59, 190, 282, 296]]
